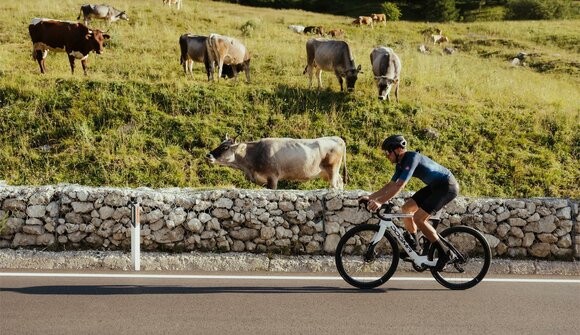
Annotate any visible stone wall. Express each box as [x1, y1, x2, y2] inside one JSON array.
[[0, 185, 578, 260]]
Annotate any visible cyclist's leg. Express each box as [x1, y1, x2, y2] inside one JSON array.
[[400, 199, 418, 233]]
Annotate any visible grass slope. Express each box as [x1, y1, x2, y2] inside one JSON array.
[[0, 0, 578, 198]]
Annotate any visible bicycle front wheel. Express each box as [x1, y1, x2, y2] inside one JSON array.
[[429, 226, 491, 290], [335, 224, 399, 289]]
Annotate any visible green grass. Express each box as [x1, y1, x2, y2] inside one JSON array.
[[0, 0, 579, 198]]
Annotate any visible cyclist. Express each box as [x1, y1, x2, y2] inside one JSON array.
[[359, 134, 460, 270]]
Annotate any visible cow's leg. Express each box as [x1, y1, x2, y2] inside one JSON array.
[[81, 58, 88, 75], [266, 177, 278, 190], [394, 82, 399, 102], [244, 60, 251, 83], [217, 57, 225, 81], [68, 55, 76, 74], [335, 72, 344, 91], [34, 50, 45, 74], [316, 68, 323, 90], [306, 65, 313, 89]]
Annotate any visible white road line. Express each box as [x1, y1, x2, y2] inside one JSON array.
[[0, 272, 579, 284]]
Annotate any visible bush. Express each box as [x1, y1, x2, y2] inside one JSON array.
[[506, 0, 575, 20], [240, 19, 258, 37], [381, 2, 402, 21]]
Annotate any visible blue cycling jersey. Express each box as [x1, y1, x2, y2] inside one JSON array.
[[391, 151, 453, 186]]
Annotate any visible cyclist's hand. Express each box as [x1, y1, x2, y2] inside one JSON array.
[[366, 199, 382, 212], [357, 196, 369, 205]]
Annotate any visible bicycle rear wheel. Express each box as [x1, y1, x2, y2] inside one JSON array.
[[335, 224, 399, 289], [429, 226, 491, 290]]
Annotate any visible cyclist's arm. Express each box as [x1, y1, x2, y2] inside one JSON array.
[[369, 179, 406, 204]]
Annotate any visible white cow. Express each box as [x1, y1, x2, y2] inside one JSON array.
[[163, 0, 182, 10], [288, 25, 305, 34], [206, 33, 251, 82], [370, 46, 401, 102], [77, 4, 128, 26]]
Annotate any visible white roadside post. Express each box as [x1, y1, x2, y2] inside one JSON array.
[[130, 202, 141, 271]]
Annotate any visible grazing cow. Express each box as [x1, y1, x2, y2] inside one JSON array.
[[353, 16, 373, 28], [163, 0, 182, 10], [206, 33, 251, 82], [431, 34, 449, 44], [206, 135, 348, 190], [371, 13, 386, 26], [303, 38, 362, 92], [28, 18, 110, 75], [370, 46, 401, 102], [77, 4, 128, 26], [327, 29, 344, 38], [288, 25, 305, 34], [303, 26, 324, 36], [179, 34, 241, 80]]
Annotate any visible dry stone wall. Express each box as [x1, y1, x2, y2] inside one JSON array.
[[0, 185, 578, 260]]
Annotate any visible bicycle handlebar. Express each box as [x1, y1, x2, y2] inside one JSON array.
[[358, 198, 395, 219]]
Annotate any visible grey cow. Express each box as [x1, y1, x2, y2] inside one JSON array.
[[303, 38, 362, 92], [370, 46, 401, 102], [77, 4, 129, 26], [206, 135, 348, 189], [179, 34, 243, 80]]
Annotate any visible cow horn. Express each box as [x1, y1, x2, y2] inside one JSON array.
[[224, 133, 229, 140]]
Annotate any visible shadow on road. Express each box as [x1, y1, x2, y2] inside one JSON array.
[[1, 285, 443, 295]]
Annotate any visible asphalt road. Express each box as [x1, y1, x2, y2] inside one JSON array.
[[1, 271, 579, 335]]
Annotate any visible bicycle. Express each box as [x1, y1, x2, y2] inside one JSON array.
[[335, 201, 491, 290]]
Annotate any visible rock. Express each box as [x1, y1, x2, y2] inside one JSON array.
[[323, 234, 340, 253], [230, 228, 259, 241], [529, 243, 551, 257], [260, 227, 275, 240], [26, 205, 46, 218], [214, 198, 233, 209], [2, 199, 26, 212], [185, 219, 203, 233], [71, 202, 94, 214]]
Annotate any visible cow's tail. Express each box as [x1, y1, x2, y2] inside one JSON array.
[[178, 35, 187, 65], [342, 138, 348, 185]]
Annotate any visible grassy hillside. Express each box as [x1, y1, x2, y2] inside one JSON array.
[[0, 0, 578, 198]]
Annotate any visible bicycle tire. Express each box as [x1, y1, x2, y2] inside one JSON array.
[[429, 226, 491, 290], [335, 224, 399, 289]]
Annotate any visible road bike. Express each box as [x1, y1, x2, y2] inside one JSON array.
[[335, 202, 491, 290]]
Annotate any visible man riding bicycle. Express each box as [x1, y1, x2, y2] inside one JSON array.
[[360, 134, 460, 270]]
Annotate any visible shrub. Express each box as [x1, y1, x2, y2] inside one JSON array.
[[506, 0, 575, 20], [240, 19, 258, 37], [381, 2, 402, 21]]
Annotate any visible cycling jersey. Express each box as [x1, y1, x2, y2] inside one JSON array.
[[391, 151, 453, 186]]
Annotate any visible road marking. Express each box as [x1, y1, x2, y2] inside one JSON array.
[[0, 272, 579, 284]]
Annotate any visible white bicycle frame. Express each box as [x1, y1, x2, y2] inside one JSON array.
[[371, 213, 438, 268]]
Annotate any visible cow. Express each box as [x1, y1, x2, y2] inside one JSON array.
[[179, 34, 242, 80], [288, 25, 305, 34], [327, 29, 344, 38], [206, 33, 251, 82], [352, 16, 373, 28], [303, 26, 324, 36], [28, 18, 110, 75], [432, 34, 449, 44], [370, 46, 401, 102], [206, 135, 348, 190], [303, 38, 362, 92], [77, 4, 128, 27], [163, 0, 182, 10], [371, 13, 386, 26]]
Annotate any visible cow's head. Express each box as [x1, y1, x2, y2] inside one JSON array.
[[343, 64, 362, 92], [117, 12, 129, 21], [375, 76, 398, 100], [206, 135, 239, 165], [86, 29, 110, 54]]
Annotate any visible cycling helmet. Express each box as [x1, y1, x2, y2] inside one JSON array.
[[382, 134, 407, 152]]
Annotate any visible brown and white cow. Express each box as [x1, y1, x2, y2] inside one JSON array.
[[432, 34, 449, 44], [371, 13, 386, 26], [179, 34, 242, 80], [353, 16, 373, 28], [206, 136, 348, 190], [77, 4, 128, 27], [163, 0, 182, 10], [303, 38, 362, 92], [327, 29, 344, 38], [205, 33, 251, 82], [28, 18, 110, 75], [370, 46, 401, 102]]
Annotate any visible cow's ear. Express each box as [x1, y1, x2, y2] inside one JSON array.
[[103, 34, 110, 40], [85, 33, 91, 40], [357, 64, 363, 73], [232, 135, 239, 143], [224, 133, 230, 141]]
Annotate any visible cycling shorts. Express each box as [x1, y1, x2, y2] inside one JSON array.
[[411, 177, 459, 215]]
